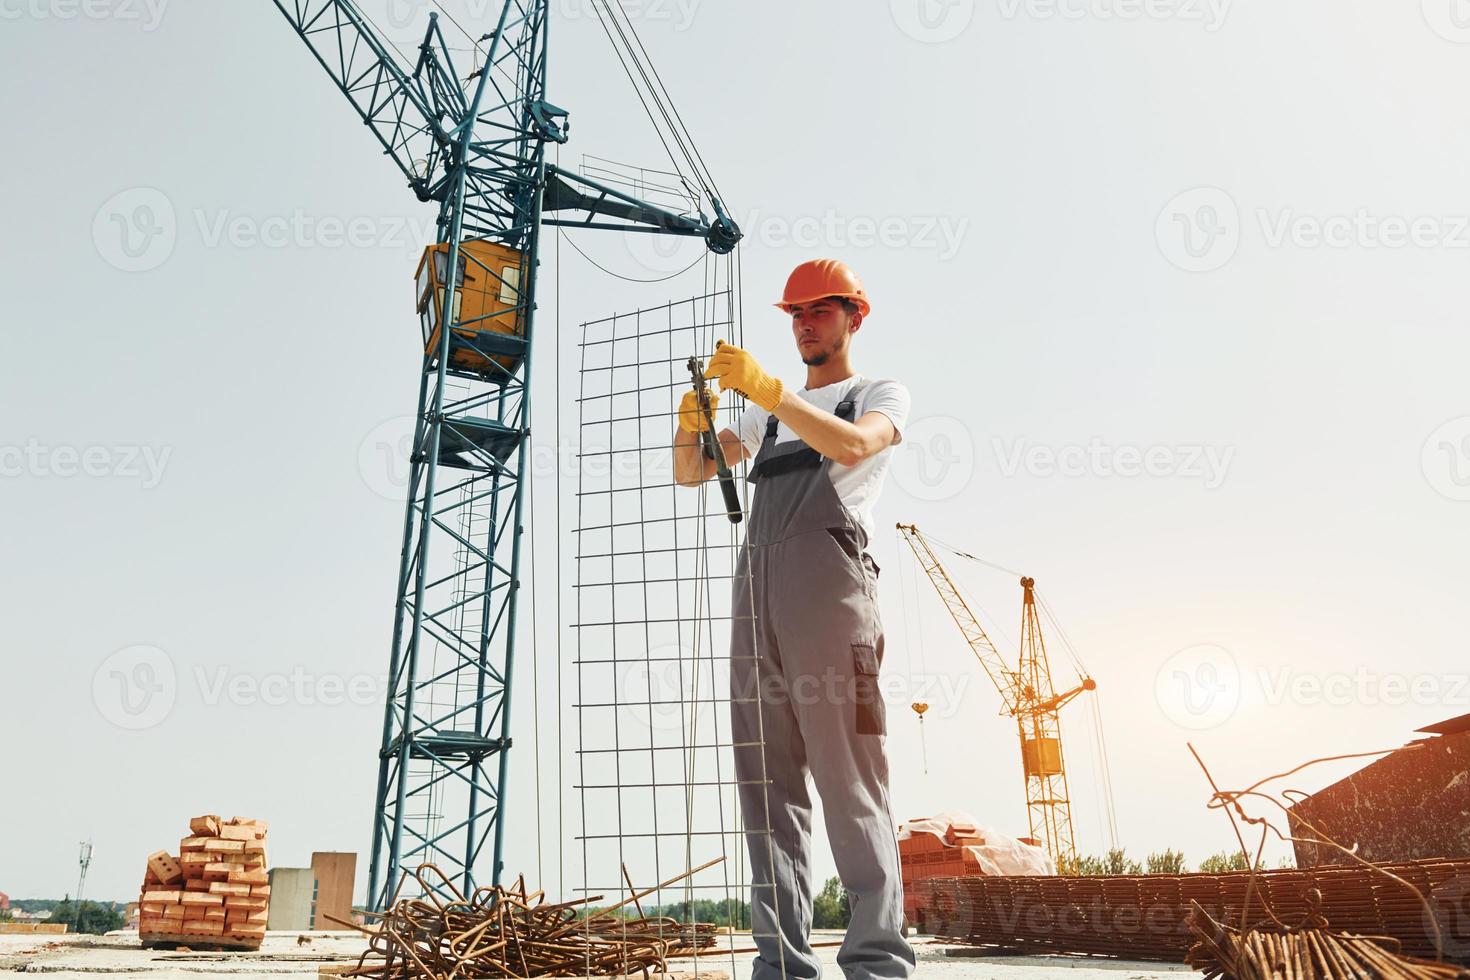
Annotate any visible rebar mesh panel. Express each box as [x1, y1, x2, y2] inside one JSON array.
[[573, 287, 772, 955]]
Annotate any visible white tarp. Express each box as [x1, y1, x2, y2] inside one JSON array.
[[897, 810, 1057, 876]]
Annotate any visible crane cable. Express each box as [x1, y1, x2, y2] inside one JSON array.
[[586, 0, 725, 220], [1035, 591, 1119, 849], [894, 531, 931, 774], [917, 533, 1121, 849]]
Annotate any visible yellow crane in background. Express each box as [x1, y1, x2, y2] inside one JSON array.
[[896, 523, 1099, 874]]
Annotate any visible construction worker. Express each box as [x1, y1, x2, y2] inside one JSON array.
[[672, 259, 915, 980]]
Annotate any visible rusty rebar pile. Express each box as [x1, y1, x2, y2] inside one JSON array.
[[1186, 899, 1470, 979], [344, 866, 720, 979], [915, 858, 1470, 963]]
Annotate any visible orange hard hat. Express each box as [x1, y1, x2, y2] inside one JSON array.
[[775, 258, 871, 317]]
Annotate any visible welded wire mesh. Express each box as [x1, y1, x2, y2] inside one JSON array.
[[572, 286, 780, 969]]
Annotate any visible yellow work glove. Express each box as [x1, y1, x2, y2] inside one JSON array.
[[703, 341, 784, 412], [677, 389, 718, 433]]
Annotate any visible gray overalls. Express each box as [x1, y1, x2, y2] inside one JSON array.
[[729, 383, 915, 980]]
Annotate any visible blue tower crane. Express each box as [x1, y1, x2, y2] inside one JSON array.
[[268, 0, 740, 910]]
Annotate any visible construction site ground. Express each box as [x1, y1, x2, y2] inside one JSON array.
[[0, 930, 1194, 979]]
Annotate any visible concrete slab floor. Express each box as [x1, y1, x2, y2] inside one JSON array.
[[0, 931, 1197, 979]]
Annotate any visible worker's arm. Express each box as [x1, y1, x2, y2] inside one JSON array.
[[703, 341, 900, 467], [768, 394, 897, 467], [672, 424, 747, 487]]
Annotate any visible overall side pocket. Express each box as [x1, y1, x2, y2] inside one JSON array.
[[852, 642, 886, 736]]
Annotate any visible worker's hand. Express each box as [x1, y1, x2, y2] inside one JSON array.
[[677, 389, 717, 433], [703, 341, 784, 412]]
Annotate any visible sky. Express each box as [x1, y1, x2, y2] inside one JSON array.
[[3, 0, 1470, 907]]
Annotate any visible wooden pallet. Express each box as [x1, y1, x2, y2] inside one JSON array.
[[140, 931, 263, 952]]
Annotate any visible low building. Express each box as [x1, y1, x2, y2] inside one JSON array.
[[1288, 712, 1470, 867], [265, 868, 314, 930], [265, 853, 358, 930], [310, 853, 357, 930]]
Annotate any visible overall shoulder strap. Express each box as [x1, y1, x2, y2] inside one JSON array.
[[747, 380, 874, 484], [835, 380, 872, 421]]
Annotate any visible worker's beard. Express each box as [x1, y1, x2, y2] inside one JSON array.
[[800, 336, 845, 367]]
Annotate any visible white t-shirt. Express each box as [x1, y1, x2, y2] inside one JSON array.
[[732, 374, 911, 544]]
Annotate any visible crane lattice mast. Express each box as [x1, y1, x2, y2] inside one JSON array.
[[896, 523, 1095, 873], [270, 0, 739, 909]]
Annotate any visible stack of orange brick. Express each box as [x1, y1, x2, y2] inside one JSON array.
[[137, 815, 271, 949]]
